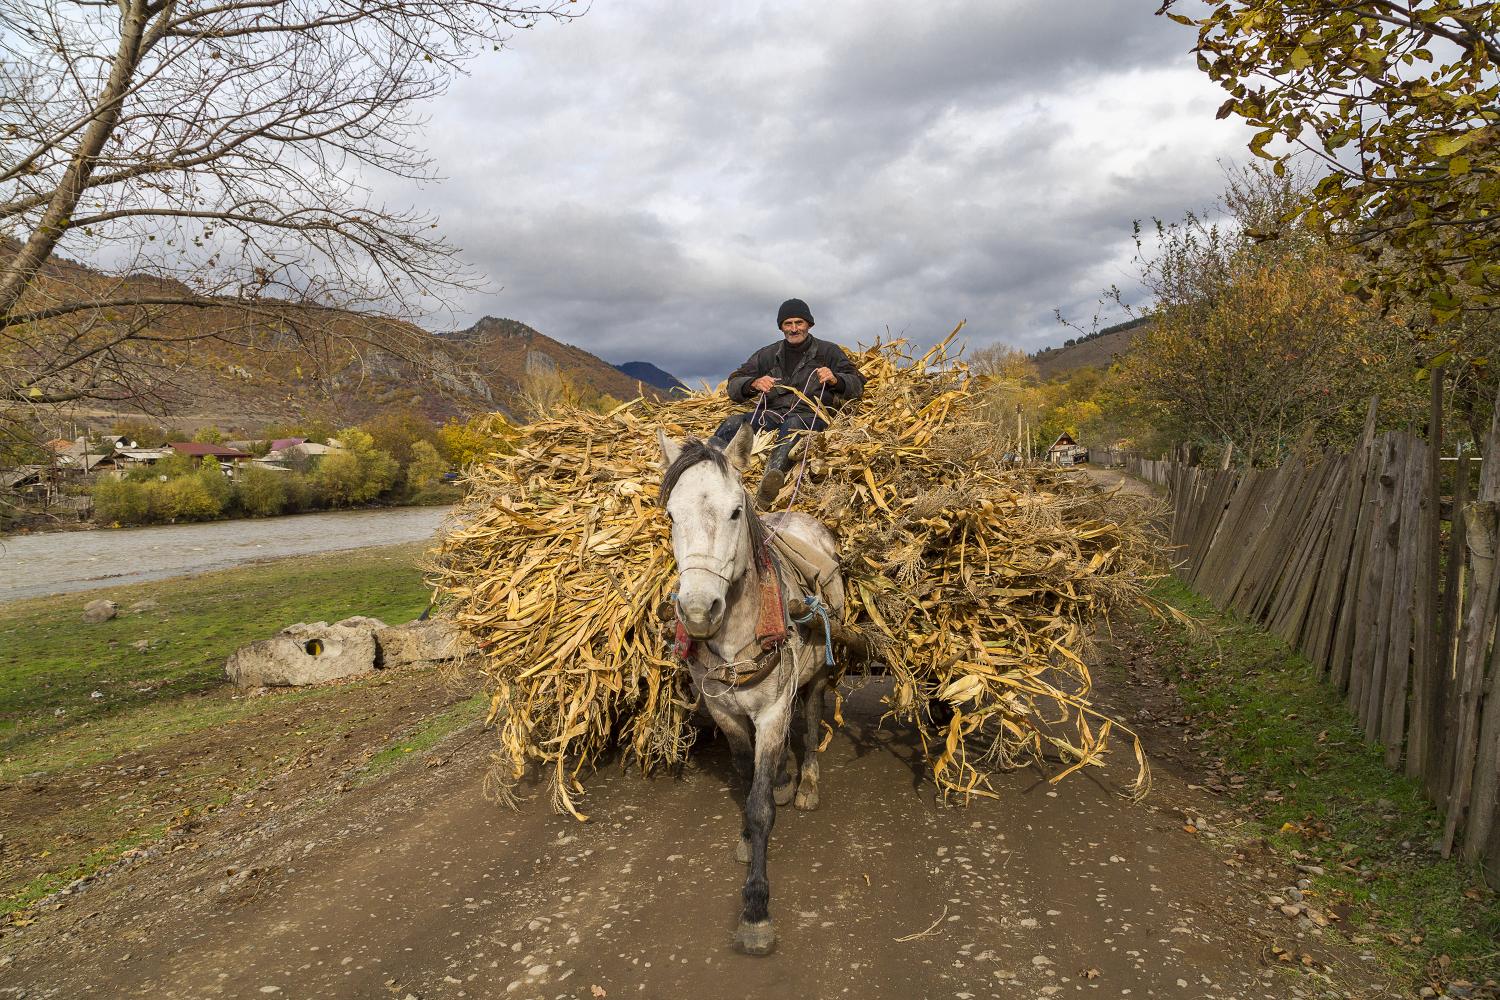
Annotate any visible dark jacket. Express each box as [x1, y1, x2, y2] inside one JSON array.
[[725, 335, 864, 417]]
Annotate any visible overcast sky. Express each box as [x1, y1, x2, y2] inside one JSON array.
[[390, 1, 1255, 385]]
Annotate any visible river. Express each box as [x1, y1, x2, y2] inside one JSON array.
[[0, 506, 453, 602]]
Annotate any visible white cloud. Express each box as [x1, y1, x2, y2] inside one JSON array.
[[375, 0, 1257, 383]]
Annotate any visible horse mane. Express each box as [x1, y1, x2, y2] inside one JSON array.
[[659, 436, 767, 558]]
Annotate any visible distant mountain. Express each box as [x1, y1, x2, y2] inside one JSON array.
[[3, 237, 671, 435], [1030, 317, 1150, 380], [614, 361, 687, 394], [450, 316, 661, 407]]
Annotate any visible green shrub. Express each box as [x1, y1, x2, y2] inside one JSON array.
[[141, 480, 171, 522], [236, 466, 288, 517], [312, 451, 363, 506], [406, 440, 445, 491], [164, 476, 222, 521], [92, 478, 149, 525], [282, 472, 314, 512], [197, 458, 233, 512], [154, 451, 197, 479], [313, 430, 398, 505]]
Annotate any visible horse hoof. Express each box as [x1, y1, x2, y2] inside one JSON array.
[[734, 920, 777, 956], [735, 836, 750, 864], [794, 786, 819, 811], [773, 780, 795, 807]]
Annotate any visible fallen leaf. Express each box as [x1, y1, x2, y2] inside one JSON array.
[[592, 987, 607, 998], [1083, 967, 1100, 980]]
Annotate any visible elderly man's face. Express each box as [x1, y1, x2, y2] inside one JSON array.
[[780, 317, 810, 345]]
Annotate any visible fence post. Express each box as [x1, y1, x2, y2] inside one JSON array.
[[1408, 366, 1444, 780]]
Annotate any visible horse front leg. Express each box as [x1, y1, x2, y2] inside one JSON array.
[[702, 701, 757, 864], [735, 702, 789, 956]]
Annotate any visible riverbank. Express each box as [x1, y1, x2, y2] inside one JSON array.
[[0, 505, 452, 602]]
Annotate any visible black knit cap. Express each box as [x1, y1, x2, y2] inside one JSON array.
[[776, 298, 814, 329]]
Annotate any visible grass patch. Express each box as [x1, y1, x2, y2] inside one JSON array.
[[0, 542, 432, 755], [4, 822, 172, 916], [1137, 578, 1500, 991], [0, 542, 454, 919], [354, 692, 487, 786]]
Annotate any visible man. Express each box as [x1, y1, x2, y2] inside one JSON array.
[[712, 298, 864, 505]]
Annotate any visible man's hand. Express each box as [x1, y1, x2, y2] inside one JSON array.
[[751, 375, 778, 393], [814, 366, 838, 387]]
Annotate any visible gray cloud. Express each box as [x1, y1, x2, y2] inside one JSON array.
[[378, 1, 1254, 384]]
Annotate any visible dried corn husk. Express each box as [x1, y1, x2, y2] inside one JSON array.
[[427, 333, 1158, 817]]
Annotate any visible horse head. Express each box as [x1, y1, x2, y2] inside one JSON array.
[[658, 424, 758, 639]]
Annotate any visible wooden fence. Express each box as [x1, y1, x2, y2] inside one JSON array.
[[1129, 396, 1500, 885]]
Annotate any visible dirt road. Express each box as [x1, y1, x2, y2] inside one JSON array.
[[0, 670, 1393, 1000]]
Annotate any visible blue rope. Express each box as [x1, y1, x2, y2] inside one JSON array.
[[790, 594, 835, 666]]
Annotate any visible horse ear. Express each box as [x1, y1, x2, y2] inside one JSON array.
[[725, 423, 753, 471], [656, 428, 682, 469]]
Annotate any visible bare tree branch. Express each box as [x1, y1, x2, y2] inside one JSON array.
[[0, 0, 577, 408]]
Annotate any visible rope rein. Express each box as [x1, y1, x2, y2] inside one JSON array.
[[789, 593, 836, 666]]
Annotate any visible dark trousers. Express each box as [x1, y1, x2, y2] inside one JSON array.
[[712, 409, 828, 472]]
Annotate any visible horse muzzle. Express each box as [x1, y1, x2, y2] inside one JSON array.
[[676, 591, 725, 639]]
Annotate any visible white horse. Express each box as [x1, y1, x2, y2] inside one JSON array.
[[657, 424, 844, 956]]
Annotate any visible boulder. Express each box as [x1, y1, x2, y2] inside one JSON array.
[[82, 599, 118, 623], [373, 618, 474, 670], [224, 616, 388, 689], [128, 599, 161, 614]]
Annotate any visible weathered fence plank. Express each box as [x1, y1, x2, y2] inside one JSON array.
[[1381, 441, 1425, 766], [1332, 423, 1387, 691], [1303, 400, 1380, 673], [1407, 368, 1444, 781]]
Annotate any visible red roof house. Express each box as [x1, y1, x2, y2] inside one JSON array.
[[167, 442, 253, 460]]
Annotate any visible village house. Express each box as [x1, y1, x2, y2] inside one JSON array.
[[1046, 432, 1089, 466], [258, 439, 340, 471], [165, 442, 254, 477]]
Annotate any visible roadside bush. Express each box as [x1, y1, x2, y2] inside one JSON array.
[[236, 466, 288, 517], [92, 478, 149, 525], [163, 475, 222, 521]]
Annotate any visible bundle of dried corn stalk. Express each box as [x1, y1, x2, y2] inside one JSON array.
[[427, 334, 1159, 817]]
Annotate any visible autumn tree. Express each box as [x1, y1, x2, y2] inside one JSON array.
[[0, 0, 575, 410], [362, 407, 441, 467], [1117, 168, 1429, 464], [437, 413, 516, 468], [405, 439, 447, 491], [1162, 0, 1500, 321], [313, 428, 397, 505], [969, 343, 1038, 383]]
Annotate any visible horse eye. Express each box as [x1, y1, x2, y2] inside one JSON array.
[[730, 507, 742, 521]]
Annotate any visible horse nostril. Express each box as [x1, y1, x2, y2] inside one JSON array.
[[708, 598, 724, 622]]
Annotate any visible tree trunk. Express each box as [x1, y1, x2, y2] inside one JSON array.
[[0, 0, 149, 323]]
